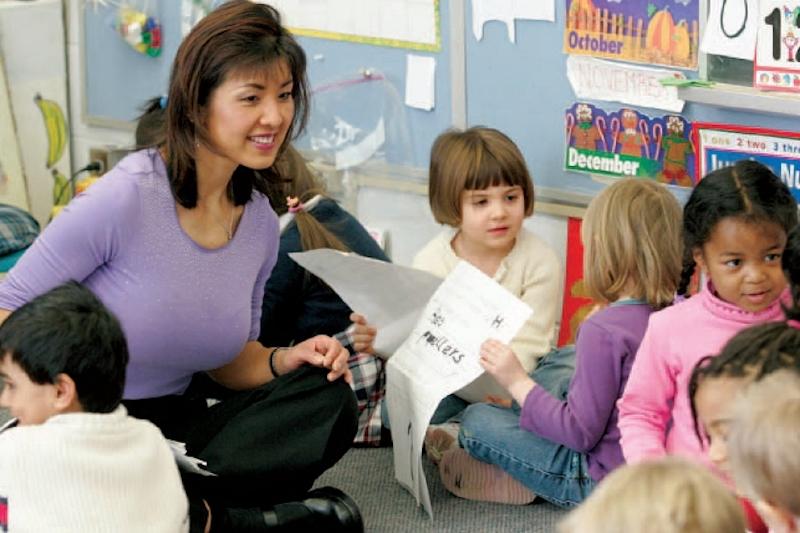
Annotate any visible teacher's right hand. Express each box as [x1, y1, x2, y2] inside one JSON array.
[[279, 335, 352, 384]]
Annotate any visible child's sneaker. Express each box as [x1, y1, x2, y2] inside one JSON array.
[[424, 422, 460, 465]]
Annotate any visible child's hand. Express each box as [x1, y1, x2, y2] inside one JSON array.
[[349, 312, 377, 354], [485, 395, 513, 408], [480, 339, 535, 405]]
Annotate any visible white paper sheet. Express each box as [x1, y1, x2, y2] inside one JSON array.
[[700, 0, 758, 60], [267, 0, 438, 47], [472, 0, 555, 42], [289, 249, 442, 356], [387, 261, 533, 517], [405, 54, 436, 111], [566, 56, 686, 113], [334, 117, 385, 170]]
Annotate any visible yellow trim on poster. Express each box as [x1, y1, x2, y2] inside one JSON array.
[[288, 0, 441, 52]]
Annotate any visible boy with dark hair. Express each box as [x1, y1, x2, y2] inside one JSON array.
[[0, 281, 188, 532]]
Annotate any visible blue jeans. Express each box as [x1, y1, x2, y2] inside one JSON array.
[[458, 345, 595, 508]]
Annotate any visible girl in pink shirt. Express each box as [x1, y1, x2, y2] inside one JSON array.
[[618, 160, 797, 466]]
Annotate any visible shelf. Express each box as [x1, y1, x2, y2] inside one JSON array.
[[678, 83, 800, 117]]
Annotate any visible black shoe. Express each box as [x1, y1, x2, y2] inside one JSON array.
[[261, 487, 364, 533], [303, 487, 363, 532]]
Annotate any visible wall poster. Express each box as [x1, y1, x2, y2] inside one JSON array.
[[565, 103, 697, 186], [755, 0, 800, 91], [693, 122, 800, 203], [564, 0, 700, 69]]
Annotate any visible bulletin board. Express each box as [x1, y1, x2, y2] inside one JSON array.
[[82, 2, 181, 127], [81, 0, 452, 167], [81, 0, 800, 200], [467, 0, 800, 205]]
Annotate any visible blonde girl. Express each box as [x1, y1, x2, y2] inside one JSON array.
[[558, 457, 746, 533], [437, 179, 682, 507]]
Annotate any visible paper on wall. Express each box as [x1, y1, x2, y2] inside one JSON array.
[[472, 0, 555, 42], [405, 54, 436, 111], [699, 0, 758, 60], [566, 56, 686, 113], [334, 117, 385, 170], [386, 261, 533, 517], [289, 249, 442, 356]]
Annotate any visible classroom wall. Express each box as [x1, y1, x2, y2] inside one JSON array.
[[65, 2, 134, 178], [62, 0, 796, 276]]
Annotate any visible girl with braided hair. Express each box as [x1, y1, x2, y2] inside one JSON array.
[[618, 160, 797, 469]]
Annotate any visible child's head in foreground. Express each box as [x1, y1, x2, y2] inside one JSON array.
[[558, 457, 745, 533], [689, 318, 800, 481], [678, 160, 797, 310], [428, 127, 534, 252], [729, 370, 800, 533], [581, 178, 682, 309], [0, 281, 128, 425]]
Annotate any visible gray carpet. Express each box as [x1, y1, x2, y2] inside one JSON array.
[[316, 447, 567, 532], [0, 407, 566, 531]]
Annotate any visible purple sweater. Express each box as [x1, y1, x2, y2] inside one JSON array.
[[521, 303, 652, 482], [0, 150, 278, 399]]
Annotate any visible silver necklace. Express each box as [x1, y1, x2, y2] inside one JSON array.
[[217, 203, 235, 241]]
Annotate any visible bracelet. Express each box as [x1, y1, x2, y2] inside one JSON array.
[[269, 347, 283, 377]]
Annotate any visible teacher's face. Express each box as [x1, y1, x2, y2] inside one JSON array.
[[203, 59, 295, 171]]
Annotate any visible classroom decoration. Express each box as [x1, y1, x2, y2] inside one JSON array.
[[33, 93, 71, 209], [564, 0, 699, 69], [300, 70, 413, 171], [700, 0, 758, 60], [1, 0, 70, 225], [557, 218, 597, 347], [565, 103, 696, 186], [693, 122, 800, 203], [566, 56, 686, 112], [33, 94, 67, 171], [114, 6, 162, 57], [267, 0, 441, 52], [754, 0, 800, 91], [472, 0, 555, 42]]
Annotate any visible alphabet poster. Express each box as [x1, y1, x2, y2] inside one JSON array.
[[565, 103, 697, 186], [693, 122, 800, 204], [564, 0, 700, 69], [754, 0, 800, 91]]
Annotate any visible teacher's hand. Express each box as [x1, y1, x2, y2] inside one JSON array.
[[281, 335, 352, 384]]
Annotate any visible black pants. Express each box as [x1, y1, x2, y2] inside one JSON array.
[[124, 366, 358, 511]]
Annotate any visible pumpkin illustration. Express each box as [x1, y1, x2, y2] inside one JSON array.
[[672, 20, 691, 61], [568, 0, 598, 28], [647, 8, 676, 55]]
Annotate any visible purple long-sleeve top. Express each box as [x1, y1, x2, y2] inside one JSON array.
[[0, 150, 278, 399], [521, 303, 653, 482]]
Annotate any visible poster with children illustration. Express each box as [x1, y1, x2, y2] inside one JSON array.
[[754, 1, 800, 91], [565, 103, 697, 186], [693, 122, 800, 204], [564, 0, 699, 69]]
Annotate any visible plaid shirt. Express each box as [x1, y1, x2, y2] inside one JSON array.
[[0, 204, 38, 256], [335, 331, 385, 446]]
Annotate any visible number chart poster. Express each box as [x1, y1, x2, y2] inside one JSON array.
[[693, 122, 800, 203], [755, 1, 800, 91], [564, 0, 699, 69], [565, 102, 697, 186]]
